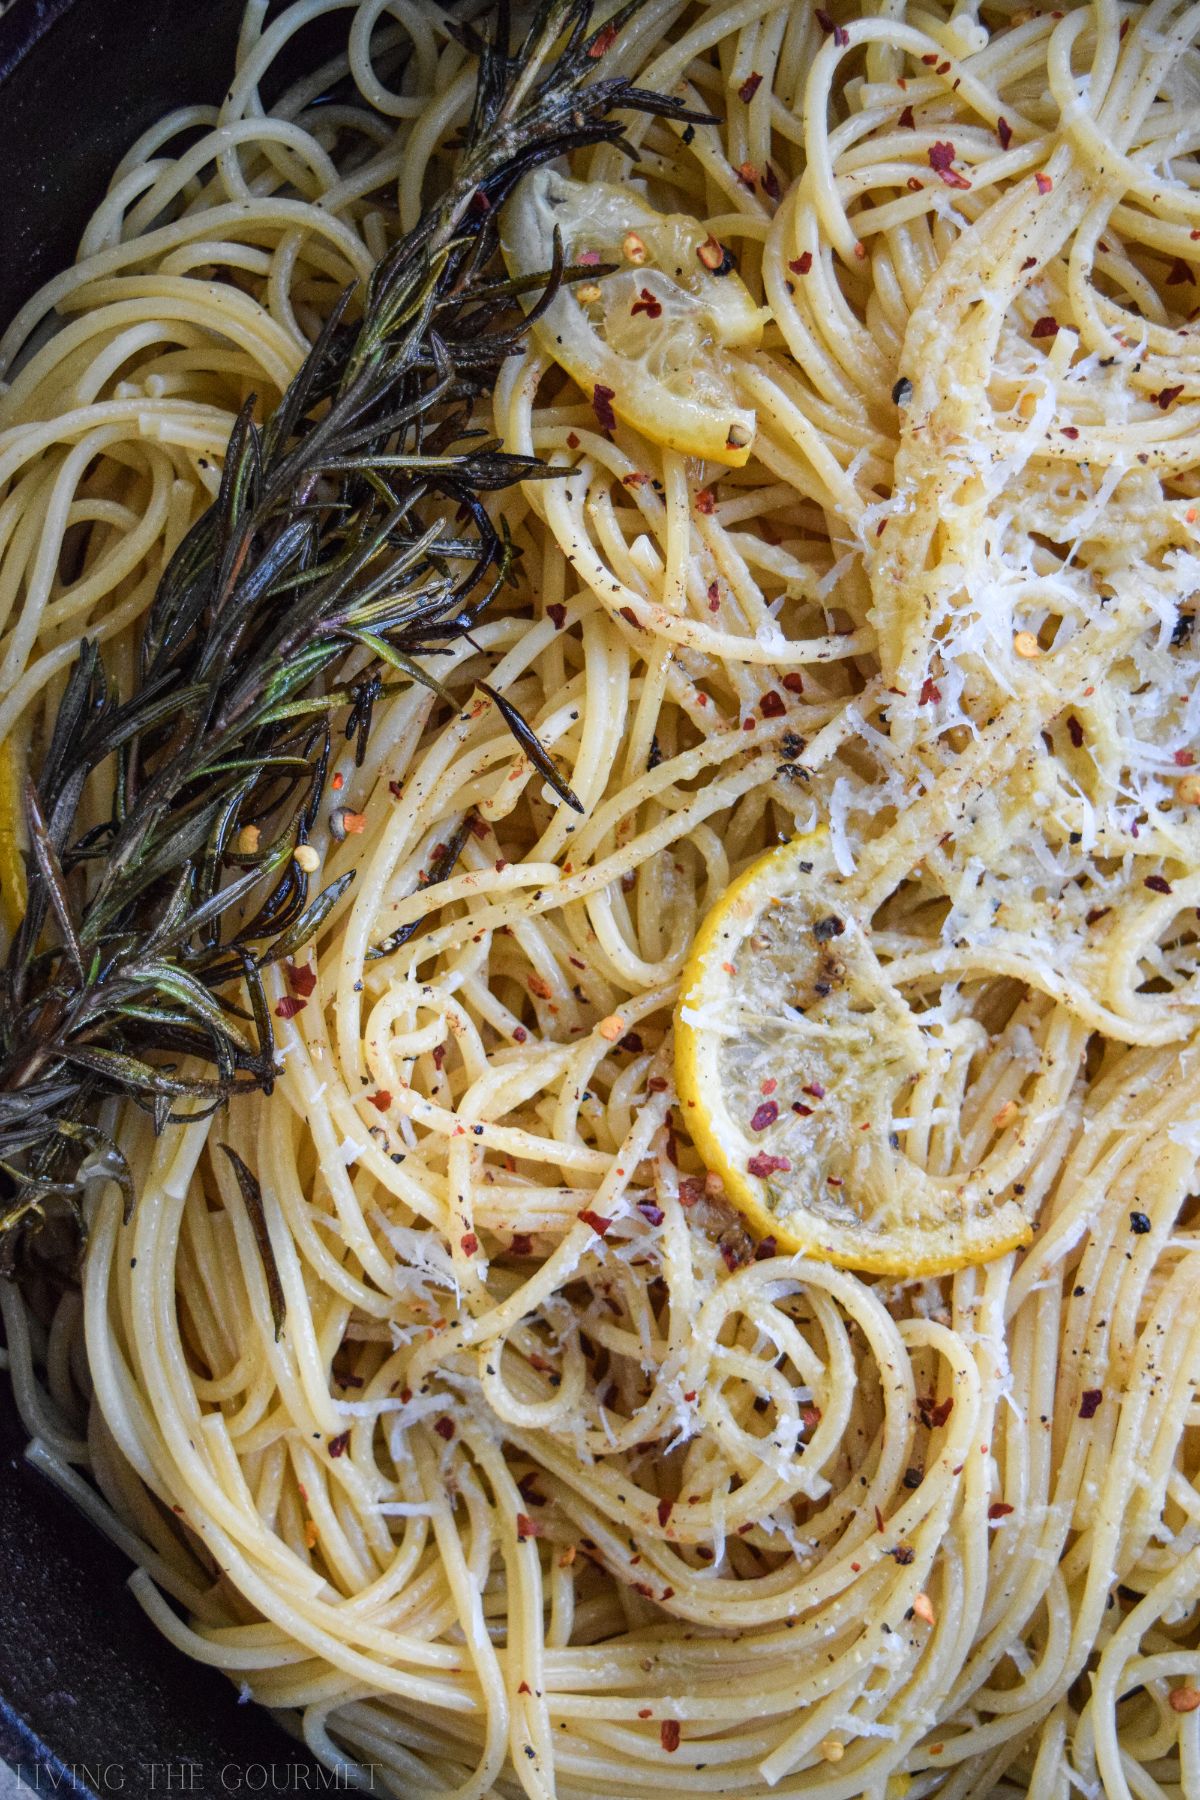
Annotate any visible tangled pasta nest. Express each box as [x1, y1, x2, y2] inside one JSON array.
[[3, 0, 1200, 1796]]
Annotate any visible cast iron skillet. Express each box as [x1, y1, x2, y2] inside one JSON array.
[[0, 2, 339, 1792]]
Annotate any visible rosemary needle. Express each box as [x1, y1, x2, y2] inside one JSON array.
[[0, 0, 708, 1275]]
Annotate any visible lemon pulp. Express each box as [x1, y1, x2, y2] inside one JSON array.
[[674, 832, 1037, 1276], [501, 168, 765, 466]]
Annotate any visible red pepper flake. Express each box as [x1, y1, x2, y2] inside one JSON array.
[[928, 142, 969, 188], [898, 105, 915, 128], [432, 1044, 446, 1073], [1175, 748, 1196, 766], [782, 672, 804, 694], [579, 1208, 614, 1237], [988, 1501, 1014, 1520], [736, 161, 758, 191], [1061, 426, 1079, 440], [738, 71, 763, 103], [874, 1505, 886, 1532], [1144, 874, 1173, 894], [638, 1708, 653, 1720], [637, 1200, 665, 1227], [286, 961, 317, 998], [678, 1177, 704, 1208], [509, 1234, 534, 1257], [755, 1234, 777, 1261], [906, 176, 924, 192], [592, 385, 617, 431], [760, 690, 786, 718], [388, 780, 403, 799], [657, 1497, 674, 1528], [800, 1403, 822, 1430], [921, 51, 938, 63], [792, 1102, 812, 1117], [565, 432, 580, 449], [631, 287, 663, 320], [275, 994, 307, 1019], [460, 1232, 479, 1256], [368, 1090, 392, 1111], [789, 252, 813, 276], [546, 603, 567, 630], [647, 1075, 669, 1092], [997, 116, 1012, 150], [512, 1025, 528, 1044], [695, 489, 715, 515], [1031, 316, 1059, 339], [328, 1431, 351, 1457], [707, 581, 720, 611], [1078, 1388, 1103, 1419], [619, 606, 642, 629], [1086, 906, 1111, 926], [660, 1721, 681, 1754], [750, 1100, 780, 1131], [588, 20, 618, 56], [762, 163, 782, 201], [528, 974, 553, 1000], [1035, 172, 1053, 195], [516, 1513, 543, 1540], [622, 471, 648, 488], [937, 59, 950, 73], [1066, 715, 1085, 747], [619, 1031, 644, 1053], [518, 1681, 532, 1696], [1167, 257, 1196, 286], [747, 1151, 791, 1177], [803, 1082, 826, 1099], [1155, 385, 1184, 409], [434, 1416, 455, 1442], [919, 677, 942, 705], [918, 1393, 954, 1430]]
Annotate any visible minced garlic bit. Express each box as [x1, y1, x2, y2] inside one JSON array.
[[820, 1739, 845, 1763], [1013, 631, 1042, 659], [576, 282, 602, 304], [235, 824, 261, 855], [622, 231, 647, 264], [912, 1592, 936, 1625], [597, 1014, 625, 1041], [993, 1099, 1019, 1129], [1177, 772, 1200, 805], [293, 844, 321, 873], [697, 235, 725, 270]]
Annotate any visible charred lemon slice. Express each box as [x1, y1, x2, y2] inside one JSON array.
[[501, 167, 765, 466], [0, 738, 26, 938], [674, 832, 1036, 1276]]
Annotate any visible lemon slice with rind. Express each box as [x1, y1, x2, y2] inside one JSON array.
[[674, 832, 1038, 1276], [501, 168, 764, 466]]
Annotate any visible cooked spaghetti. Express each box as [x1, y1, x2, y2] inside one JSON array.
[[2, 1, 1200, 1795]]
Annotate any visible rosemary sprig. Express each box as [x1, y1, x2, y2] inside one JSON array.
[[0, 0, 705, 1267]]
